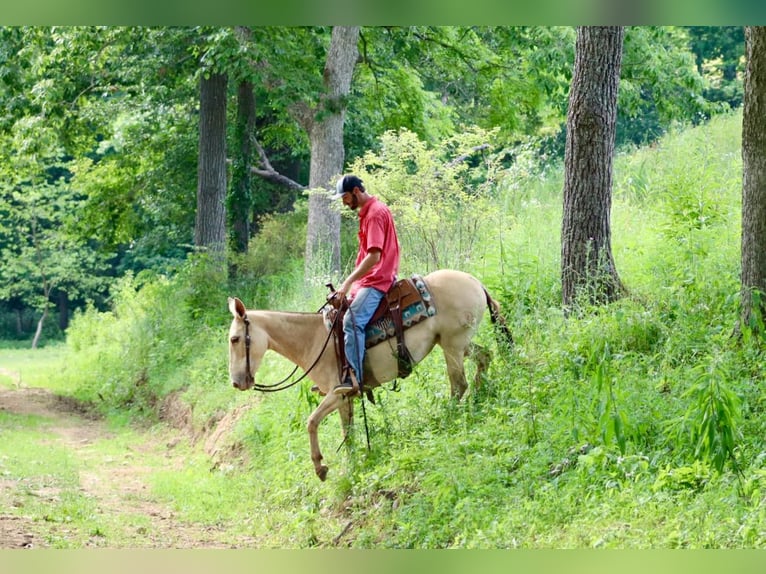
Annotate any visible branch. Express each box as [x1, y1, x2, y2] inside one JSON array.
[[250, 135, 307, 192], [431, 143, 491, 182], [250, 167, 307, 192], [446, 144, 490, 167]]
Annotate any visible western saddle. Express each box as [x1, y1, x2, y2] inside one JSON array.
[[324, 276, 426, 398]]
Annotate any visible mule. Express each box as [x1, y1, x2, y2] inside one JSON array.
[[227, 269, 512, 481]]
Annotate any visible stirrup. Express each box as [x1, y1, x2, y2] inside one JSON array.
[[333, 368, 360, 396]]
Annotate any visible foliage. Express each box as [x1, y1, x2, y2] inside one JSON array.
[[686, 26, 745, 109], [678, 356, 743, 475], [226, 202, 309, 308], [0, 26, 741, 338], [617, 27, 716, 148], [0, 177, 111, 341], [346, 127, 505, 272], [18, 111, 766, 548], [61, 256, 230, 417], [1, 28, 762, 548]]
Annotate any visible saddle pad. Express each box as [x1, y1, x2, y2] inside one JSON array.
[[364, 275, 436, 348], [321, 275, 437, 348]]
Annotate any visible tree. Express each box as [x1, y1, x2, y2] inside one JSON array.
[[194, 71, 228, 259], [243, 27, 360, 281], [230, 79, 255, 258], [687, 26, 745, 110], [561, 26, 626, 309], [740, 27, 766, 334], [297, 26, 359, 281], [0, 180, 109, 347]]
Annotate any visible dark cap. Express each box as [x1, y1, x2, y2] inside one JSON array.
[[332, 174, 364, 199]]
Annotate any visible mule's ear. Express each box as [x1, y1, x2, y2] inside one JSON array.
[[228, 297, 247, 319]]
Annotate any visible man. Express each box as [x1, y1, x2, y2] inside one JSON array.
[[331, 174, 401, 396]]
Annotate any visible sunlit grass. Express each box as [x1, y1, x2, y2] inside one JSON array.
[[6, 110, 764, 547], [0, 344, 72, 390]]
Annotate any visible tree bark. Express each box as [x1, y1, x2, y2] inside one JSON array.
[[229, 79, 255, 261], [31, 307, 47, 350], [561, 26, 625, 309], [740, 27, 766, 333], [194, 72, 228, 260], [58, 290, 69, 331], [303, 26, 360, 282]]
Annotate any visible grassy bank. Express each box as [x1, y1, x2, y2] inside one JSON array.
[[17, 110, 766, 548]]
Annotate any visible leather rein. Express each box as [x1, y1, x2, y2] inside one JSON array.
[[242, 298, 341, 393]]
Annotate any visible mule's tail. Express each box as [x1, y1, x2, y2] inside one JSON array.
[[484, 287, 514, 346]]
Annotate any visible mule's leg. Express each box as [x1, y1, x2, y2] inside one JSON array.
[[441, 343, 469, 400], [468, 343, 491, 391], [306, 392, 344, 481]]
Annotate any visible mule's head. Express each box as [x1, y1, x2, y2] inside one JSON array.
[[227, 297, 267, 391]]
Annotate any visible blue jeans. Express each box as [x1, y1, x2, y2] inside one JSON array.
[[343, 286, 385, 385]]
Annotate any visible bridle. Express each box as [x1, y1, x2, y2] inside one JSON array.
[[239, 302, 340, 393]]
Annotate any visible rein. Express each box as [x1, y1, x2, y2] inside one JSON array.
[[241, 292, 373, 452], [243, 302, 339, 393]]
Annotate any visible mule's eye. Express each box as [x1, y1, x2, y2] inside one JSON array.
[[230, 336, 240, 344]]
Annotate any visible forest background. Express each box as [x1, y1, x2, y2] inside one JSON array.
[[0, 26, 744, 341], [1, 26, 765, 548]]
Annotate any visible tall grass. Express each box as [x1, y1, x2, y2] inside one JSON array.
[[51, 110, 766, 547]]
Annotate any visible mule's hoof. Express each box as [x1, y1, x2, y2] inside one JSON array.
[[317, 465, 329, 481]]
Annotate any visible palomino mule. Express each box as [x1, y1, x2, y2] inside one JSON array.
[[227, 269, 512, 481]]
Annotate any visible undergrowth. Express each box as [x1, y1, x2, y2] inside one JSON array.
[[47, 110, 766, 548]]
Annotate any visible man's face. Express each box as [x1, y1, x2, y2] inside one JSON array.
[[342, 189, 359, 210]]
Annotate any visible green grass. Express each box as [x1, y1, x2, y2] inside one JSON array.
[[0, 344, 71, 390], [9, 109, 766, 548], [0, 411, 99, 548]]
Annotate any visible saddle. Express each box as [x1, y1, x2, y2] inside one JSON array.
[[324, 275, 435, 395]]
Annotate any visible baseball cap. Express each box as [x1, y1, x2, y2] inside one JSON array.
[[331, 174, 364, 199]]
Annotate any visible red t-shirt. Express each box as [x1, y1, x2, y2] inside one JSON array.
[[352, 196, 400, 296]]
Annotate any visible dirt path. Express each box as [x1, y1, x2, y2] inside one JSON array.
[[0, 386, 254, 549]]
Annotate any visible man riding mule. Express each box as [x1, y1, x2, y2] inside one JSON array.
[[330, 174, 401, 398], [227, 269, 513, 481]]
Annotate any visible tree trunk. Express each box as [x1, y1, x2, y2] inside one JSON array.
[[15, 309, 23, 337], [195, 72, 228, 261], [561, 26, 625, 309], [58, 291, 69, 331], [31, 307, 47, 350], [228, 79, 255, 278], [740, 27, 766, 333], [303, 26, 360, 283]]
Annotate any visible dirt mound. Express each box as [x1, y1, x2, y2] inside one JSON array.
[[157, 391, 254, 469], [203, 404, 252, 468], [157, 391, 194, 433]]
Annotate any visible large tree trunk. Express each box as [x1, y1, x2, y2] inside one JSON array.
[[740, 27, 766, 333], [228, 79, 255, 277], [561, 26, 625, 309], [194, 72, 228, 260], [303, 26, 360, 283]]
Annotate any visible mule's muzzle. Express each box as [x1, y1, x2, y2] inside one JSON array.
[[231, 373, 255, 391]]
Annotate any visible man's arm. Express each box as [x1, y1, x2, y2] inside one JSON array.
[[338, 249, 381, 295]]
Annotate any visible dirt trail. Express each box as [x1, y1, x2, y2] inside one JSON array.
[[0, 386, 253, 549]]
